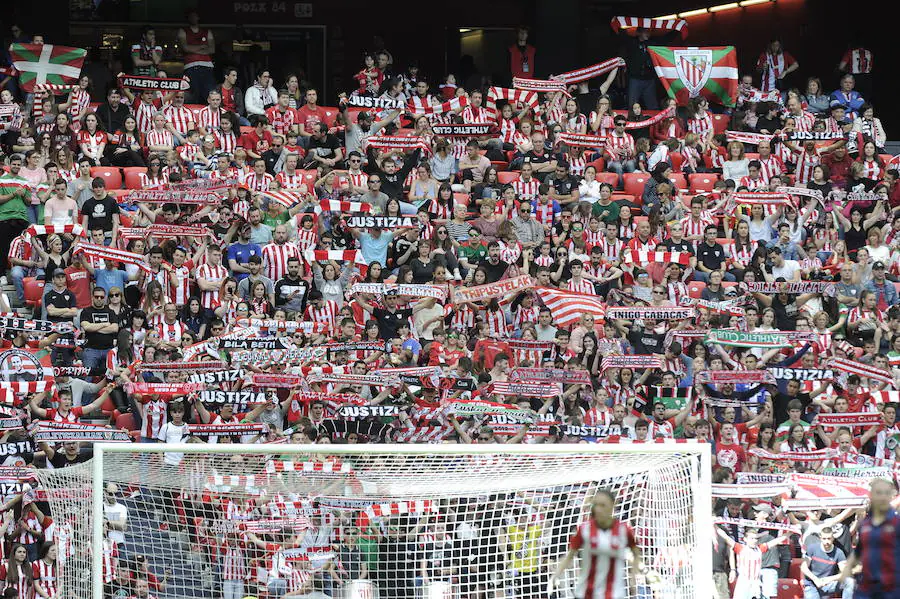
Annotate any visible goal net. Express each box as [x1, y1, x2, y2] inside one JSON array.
[[36, 443, 711, 599]]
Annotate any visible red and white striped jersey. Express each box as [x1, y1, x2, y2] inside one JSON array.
[[32, 559, 58, 597], [243, 172, 275, 192], [146, 129, 175, 149], [197, 105, 223, 133], [132, 98, 160, 134], [167, 261, 194, 306], [730, 241, 758, 268], [707, 146, 726, 169], [288, 568, 312, 593], [597, 238, 624, 261], [513, 178, 540, 202], [513, 305, 539, 330], [345, 170, 368, 190], [618, 221, 637, 240], [448, 303, 476, 331], [757, 155, 785, 182], [139, 172, 169, 189], [262, 242, 302, 282], [647, 418, 674, 439], [738, 175, 766, 190], [102, 540, 118, 584], [426, 198, 452, 220], [687, 113, 714, 138], [589, 112, 615, 137], [0, 563, 32, 599], [157, 320, 186, 344], [788, 111, 816, 132], [567, 278, 596, 295], [9, 235, 33, 263], [483, 308, 508, 339], [533, 202, 556, 227], [214, 130, 237, 153], [584, 228, 605, 247], [847, 306, 884, 327], [626, 236, 658, 252], [584, 407, 612, 427], [141, 399, 167, 439], [67, 88, 91, 120], [604, 131, 635, 160], [462, 105, 492, 123], [178, 143, 203, 163], [498, 118, 521, 144], [304, 300, 340, 333], [841, 48, 873, 74], [757, 51, 796, 92], [276, 172, 310, 191], [859, 158, 883, 180], [567, 154, 587, 176], [794, 148, 821, 185], [266, 106, 298, 136], [680, 215, 715, 239], [569, 518, 635, 599], [14, 511, 43, 545], [221, 539, 248, 581], [735, 543, 769, 585], [196, 263, 228, 309], [164, 103, 195, 136]]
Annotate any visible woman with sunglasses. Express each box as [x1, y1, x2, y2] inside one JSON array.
[[36, 132, 54, 168], [139, 154, 169, 189], [430, 225, 463, 281]]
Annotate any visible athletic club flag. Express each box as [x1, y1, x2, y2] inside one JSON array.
[[9, 44, 86, 92], [648, 46, 738, 107]]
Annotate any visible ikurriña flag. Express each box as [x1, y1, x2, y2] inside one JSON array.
[[9, 43, 86, 92], [648, 46, 738, 107]]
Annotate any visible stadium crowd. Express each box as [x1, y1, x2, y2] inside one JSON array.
[[0, 14, 893, 599]]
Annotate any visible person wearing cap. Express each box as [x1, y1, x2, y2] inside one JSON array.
[[826, 101, 852, 136], [865, 260, 899, 310]]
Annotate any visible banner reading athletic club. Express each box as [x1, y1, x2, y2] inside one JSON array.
[[648, 46, 738, 107]]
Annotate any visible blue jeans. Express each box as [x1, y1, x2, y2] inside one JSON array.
[[803, 578, 854, 599], [81, 347, 110, 370], [267, 578, 287, 598], [694, 270, 737, 283], [607, 159, 636, 189], [184, 66, 216, 105], [9, 265, 41, 302], [628, 78, 659, 110]]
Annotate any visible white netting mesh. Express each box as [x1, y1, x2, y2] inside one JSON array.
[[36, 446, 705, 599]]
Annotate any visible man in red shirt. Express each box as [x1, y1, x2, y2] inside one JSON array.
[[716, 421, 747, 472], [823, 145, 853, 188], [215, 67, 249, 125], [296, 89, 331, 147], [265, 90, 298, 137], [239, 115, 274, 160]]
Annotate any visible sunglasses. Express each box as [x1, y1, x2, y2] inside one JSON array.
[[109, 293, 121, 297]]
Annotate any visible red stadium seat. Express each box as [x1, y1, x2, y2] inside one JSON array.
[[497, 171, 519, 185], [452, 192, 470, 207], [746, 152, 760, 161], [123, 167, 147, 190], [186, 104, 203, 123], [788, 558, 803, 582], [596, 172, 618, 187], [689, 174, 718, 194], [687, 281, 706, 298], [623, 173, 649, 198], [642, 110, 660, 117], [490, 160, 510, 171], [319, 106, 339, 127], [115, 412, 138, 432], [880, 154, 893, 166], [23, 277, 44, 308], [669, 152, 684, 172], [711, 113, 729, 134], [777, 578, 803, 599], [670, 173, 688, 192], [90, 167, 123, 190], [588, 157, 605, 172]]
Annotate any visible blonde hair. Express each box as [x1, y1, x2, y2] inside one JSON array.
[[726, 141, 745, 160]]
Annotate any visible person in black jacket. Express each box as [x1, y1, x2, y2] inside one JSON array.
[[618, 28, 677, 110], [365, 147, 422, 209], [95, 88, 130, 134]]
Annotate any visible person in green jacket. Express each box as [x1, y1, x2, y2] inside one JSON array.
[[0, 154, 31, 276]]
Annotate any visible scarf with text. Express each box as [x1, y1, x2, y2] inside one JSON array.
[[306, 372, 399, 387], [606, 306, 696, 321], [622, 106, 677, 130], [365, 135, 430, 153], [553, 57, 626, 84], [118, 74, 190, 91], [346, 95, 405, 110], [0, 417, 23, 432], [231, 347, 328, 366], [679, 296, 746, 318], [555, 132, 606, 148], [187, 423, 267, 436], [714, 517, 800, 535], [776, 186, 824, 201], [513, 77, 570, 95], [31, 427, 131, 443], [407, 95, 469, 116], [813, 412, 884, 427], [829, 358, 895, 387], [431, 123, 496, 137], [217, 337, 293, 351], [250, 373, 306, 388], [712, 483, 790, 498], [726, 130, 775, 145], [337, 405, 400, 418], [233, 518, 313, 534], [350, 283, 446, 300], [696, 370, 775, 385], [24, 224, 84, 238], [169, 178, 238, 191], [344, 215, 417, 229], [768, 367, 834, 381], [125, 382, 206, 397], [73, 243, 151, 273], [324, 342, 387, 355], [736, 472, 788, 485], [124, 189, 217, 205], [135, 360, 228, 372], [610, 17, 688, 39], [785, 131, 845, 141], [622, 250, 692, 266], [452, 274, 533, 304], [485, 382, 560, 398], [704, 329, 792, 349], [0, 315, 73, 335], [601, 355, 663, 371], [748, 447, 839, 462], [732, 192, 793, 207], [319, 199, 372, 213], [236, 319, 330, 335], [447, 398, 536, 421], [510, 367, 592, 385], [199, 389, 266, 407]]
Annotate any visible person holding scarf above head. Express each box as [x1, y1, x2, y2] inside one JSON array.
[[756, 39, 799, 93]]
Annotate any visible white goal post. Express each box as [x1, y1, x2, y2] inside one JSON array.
[[78, 443, 712, 599]]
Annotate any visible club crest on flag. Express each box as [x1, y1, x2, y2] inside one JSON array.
[[674, 49, 713, 98]]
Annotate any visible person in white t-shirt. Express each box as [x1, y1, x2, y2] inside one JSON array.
[[102, 483, 129, 545], [156, 401, 190, 466], [766, 246, 801, 282]]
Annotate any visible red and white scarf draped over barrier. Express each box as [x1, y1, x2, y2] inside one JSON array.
[[552, 58, 625, 84], [610, 17, 689, 39], [829, 358, 895, 387], [73, 243, 151, 273]]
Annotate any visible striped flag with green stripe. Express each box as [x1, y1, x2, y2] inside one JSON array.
[[648, 46, 738, 107], [10, 44, 86, 93]]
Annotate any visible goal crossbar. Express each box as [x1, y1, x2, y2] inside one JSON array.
[[90, 442, 713, 599]]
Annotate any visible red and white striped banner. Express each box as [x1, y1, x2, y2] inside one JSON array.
[[600, 355, 664, 371], [73, 243, 151, 273], [714, 517, 800, 534], [513, 77, 570, 95], [366, 135, 430, 153], [553, 57, 625, 84], [830, 358, 895, 387], [783, 473, 871, 511], [748, 447, 839, 462], [622, 250, 692, 266], [712, 483, 790, 498], [350, 282, 446, 300], [25, 224, 83, 237], [556, 132, 606, 148], [186, 423, 267, 436], [304, 248, 362, 263], [606, 306, 697, 321], [726, 130, 774, 145], [451, 274, 533, 304], [486, 382, 560, 398], [125, 382, 206, 397], [407, 96, 469, 116], [535, 286, 607, 329], [364, 500, 437, 520], [610, 17, 688, 39], [319, 199, 372, 213], [733, 192, 793, 206], [0, 381, 54, 394], [775, 186, 824, 201], [265, 460, 352, 474], [485, 87, 541, 119], [260, 191, 306, 209]]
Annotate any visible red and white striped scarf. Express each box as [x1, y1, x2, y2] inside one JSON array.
[[366, 135, 430, 153], [32, 84, 78, 118], [73, 243, 151, 273], [485, 87, 542, 119], [319, 199, 372, 213], [621, 250, 692, 265], [25, 224, 84, 237], [513, 77, 570, 95], [732, 192, 793, 207], [830, 358, 895, 387], [610, 16, 688, 39], [556, 132, 605, 148], [304, 249, 362, 263], [726, 130, 774, 145], [260, 190, 304, 209], [623, 106, 676, 130], [407, 96, 469, 116], [553, 57, 625, 84]]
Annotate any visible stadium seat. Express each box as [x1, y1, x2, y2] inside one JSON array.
[[115, 412, 138, 432], [490, 160, 510, 171], [670, 173, 688, 192], [23, 277, 44, 308], [452, 192, 470, 207], [746, 152, 760, 161], [596, 172, 618, 187], [186, 104, 203, 123], [497, 172, 519, 185], [90, 167, 123, 190], [588, 157, 605, 172], [319, 106, 339, 126], [669, 152, 684, 172], [711, 113, 729, 134], [789, 557, 803, 581], [689, 174, 718, 194], [880, 153, 893, 166], [777, 578, 803, 599], [610, 193, 634, 205], [687, 281, 706, 298], [623, 173, 649, 198], [123, 167, 147, 190]]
